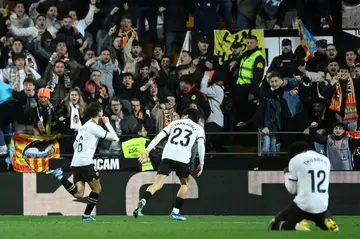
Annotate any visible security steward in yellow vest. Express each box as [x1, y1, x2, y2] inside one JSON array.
[[121, 124, 156, 171], [235, 35, 266, 123]]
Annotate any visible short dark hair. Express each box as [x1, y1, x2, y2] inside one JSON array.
[[247, 35, 258, 41], [54, 60, 65, 66], [62, 15, 72, 20], [288, 141, 310, 159], [133, 124, 144, 134], [86, 102, 103, 118], [12, 53, 26, 62], [268, 71, 282, 79], [121, 15, 132, 21], [152, 45, 163, 51], [183, 107, 200, 123], [23, 77, 35, 85], [122, 72, 134, 79], [110, 96, 121, 103], [100, 47, 111, 55], [12, 38, 24, 45]]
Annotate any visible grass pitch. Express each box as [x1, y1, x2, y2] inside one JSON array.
[[0, 216, 357, 239]]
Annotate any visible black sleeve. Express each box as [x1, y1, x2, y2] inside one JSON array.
[[349, 138, 360, 149], [309, 126, 327, 144], [321, 83, 337, 99], [251, 55, 266, 95], [267, 56, 279, 74]]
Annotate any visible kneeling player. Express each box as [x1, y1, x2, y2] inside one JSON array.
[[47, 102, 119, 221], [268, 141, 339, 231], [133, 108, 205, 221]]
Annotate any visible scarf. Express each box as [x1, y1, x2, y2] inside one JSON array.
[[36, 102, 54, 134], [8, 67, 35, 91], [329, 77, 358, 119], [70, 103, 82, 131], [162, 109, 179, 128], [46, 72, 71, 93], [7, 51, 38, 71]]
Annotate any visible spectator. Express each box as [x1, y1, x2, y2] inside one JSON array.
[[55, 86, 86, 153], [87, 48, 116, 97], [0, 38, 38, 71], [8, 14, 57, 42], [344, 48, 358, 77], [12, 77, 38, 134], [327, 44, 339, 60], [200, 71, 225, 152], [194, 0, 217, 34], [321, 66, 358, 131], [237, 0, 262, 30], [131, 98, 153, 133], [100, 97, 137, 152], [140, 80, 159, 111], [36, 87, 55, 135], [238, 72, 283, 153], [160, 56, 174, 76], [29, 4, 61, 31], [151, 90, 179, 135], [56, 15, 84, 52], [114, 71, 139, 101], [0, 53, 42, 91], [68, 0, 96, 39], [83, 79, 109, 108], [100, 25, 124, 64], [44, 59, 75, 109], [122, 32, 144, 74], [177, 74, 211, 120], [137, 0, 159, 44], [9, 2, 34, 29], [309, 121, 360, 170], [159, 0, 189, 57], [306, 39, 328, 72]]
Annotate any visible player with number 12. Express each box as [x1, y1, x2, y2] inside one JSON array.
[[46, 102, 119, 221], [133, 108, 206, 221]]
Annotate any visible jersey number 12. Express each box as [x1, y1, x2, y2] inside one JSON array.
[[308, 170, 326, 193]]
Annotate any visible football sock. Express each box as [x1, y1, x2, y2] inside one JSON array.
[[59, 177, 77, 195], [84, 192, 99, 215], [279, 221, 297, 230], [142, 191, 153, 201], [173, 197, 184, 213]]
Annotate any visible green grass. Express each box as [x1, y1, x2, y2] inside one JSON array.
[[0, 216, 357, 239]]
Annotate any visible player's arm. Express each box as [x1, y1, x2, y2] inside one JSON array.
[[284, 158, 297, 194], [144, 130, 168, 153], [92, 117, 119, 141], [196, 128, 206, 177]]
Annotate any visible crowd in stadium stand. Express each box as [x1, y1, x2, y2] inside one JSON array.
[[0, 0, 360, 167]]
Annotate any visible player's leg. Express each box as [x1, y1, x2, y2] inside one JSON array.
[[268, 203, 309, 231], [133, 159, 172, 218], [311, 210, 339, 231], [81, 165, 101, 221], [170, 176, 189, 221], [46, 168, 84, 197], [133, 174, 167, 218]]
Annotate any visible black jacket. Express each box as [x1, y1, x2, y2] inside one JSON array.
[[177, 85, 211, 119]]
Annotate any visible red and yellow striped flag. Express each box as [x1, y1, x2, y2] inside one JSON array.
[[10, 134, 61, 172]]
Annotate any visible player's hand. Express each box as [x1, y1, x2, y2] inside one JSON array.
[[138, 151, 149, 163], [310, 122, 318, 128], [102, 116, 109, 124], [196, 164, 204, 177]]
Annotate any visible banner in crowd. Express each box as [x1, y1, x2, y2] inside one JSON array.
[[213, 29, 266, 65], [10, 134, 60, 172]]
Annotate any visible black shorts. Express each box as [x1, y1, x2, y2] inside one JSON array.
[[275, 202, 333, 230], [71, 164, 100, 184], [157, 159, 190, 178]]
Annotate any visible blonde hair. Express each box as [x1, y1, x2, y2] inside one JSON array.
[[65, 87, 86, 117]]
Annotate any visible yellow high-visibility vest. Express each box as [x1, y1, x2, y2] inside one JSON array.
[[236, 50, 265, 85], [121, 137, 154, 171]]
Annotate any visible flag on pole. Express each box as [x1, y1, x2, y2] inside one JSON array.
[[296, 19, 317, 62]]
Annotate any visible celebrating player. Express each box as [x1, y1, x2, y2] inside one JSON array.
[[133, 107, 205, 221], [268, 141, 339, 231], [46, 102, 119, 221]]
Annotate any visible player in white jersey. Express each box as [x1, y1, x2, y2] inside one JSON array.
[[133, 108, 206, 221], [46, 102, 119, 221], [268, 141, 339, 231]]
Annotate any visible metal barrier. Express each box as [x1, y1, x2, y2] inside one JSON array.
[[4, 130, 308, 157]]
